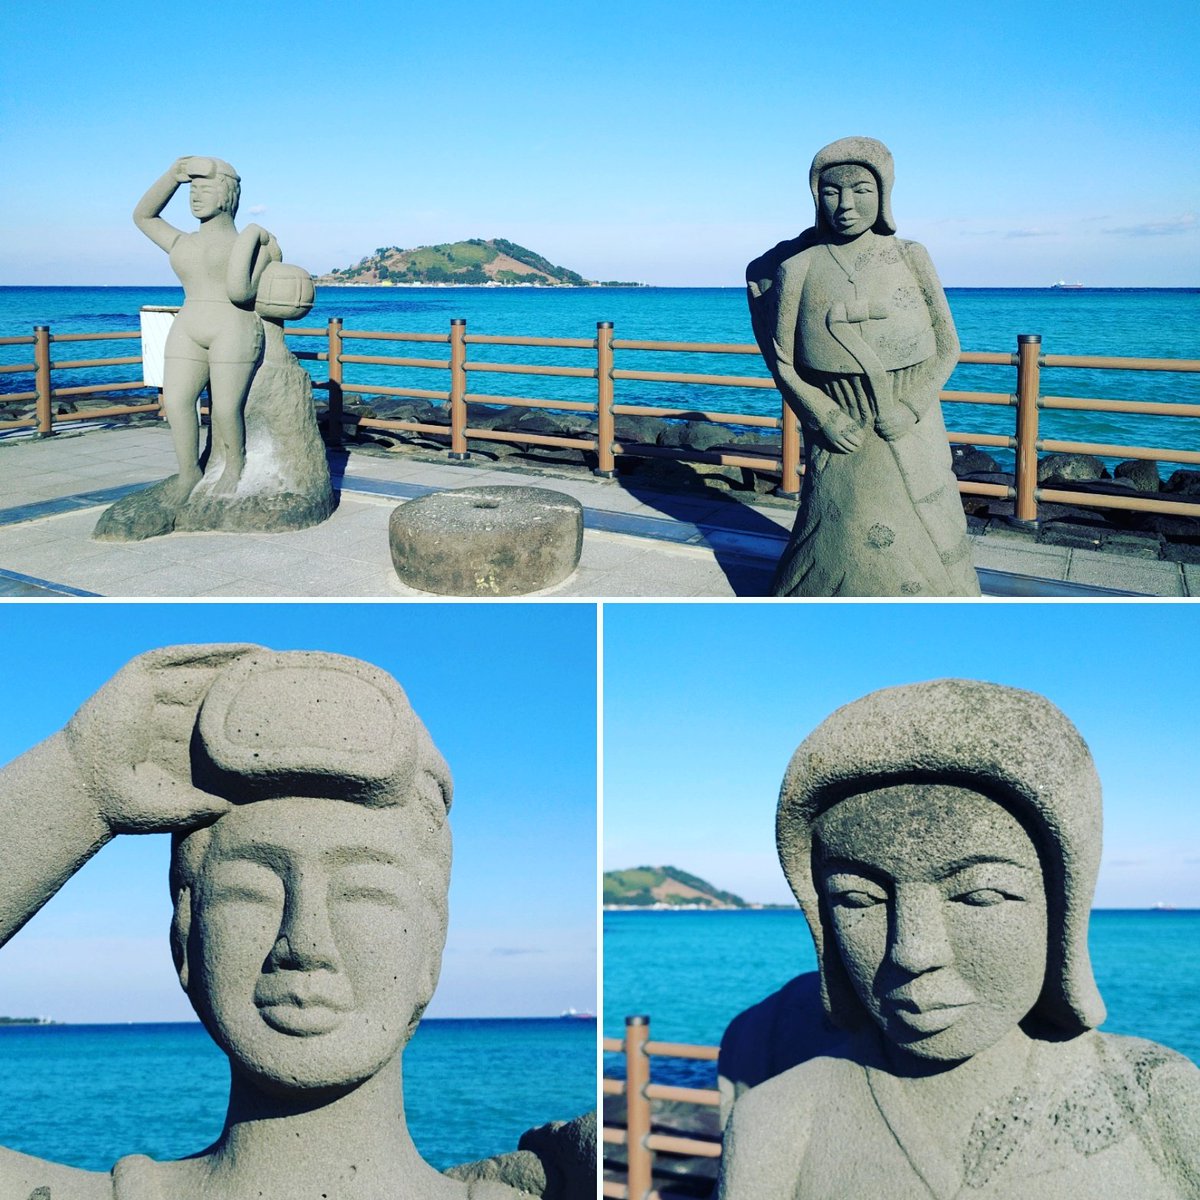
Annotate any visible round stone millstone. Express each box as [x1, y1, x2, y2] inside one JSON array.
[[389, 485, 584, 596]]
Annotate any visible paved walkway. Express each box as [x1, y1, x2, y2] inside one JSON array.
[[1, 424, 1190, 598]]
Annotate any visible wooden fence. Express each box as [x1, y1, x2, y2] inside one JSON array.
[[3, 318, 1200, 525], [603, 1016, 722, 1200]]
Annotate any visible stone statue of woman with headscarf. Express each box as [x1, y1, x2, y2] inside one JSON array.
[[719, 680, 1200, 1199], [747, 137, 980, 596]]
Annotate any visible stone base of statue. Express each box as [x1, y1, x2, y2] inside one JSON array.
[[94, 323, 333, 542], [389, 485, 583, 595]]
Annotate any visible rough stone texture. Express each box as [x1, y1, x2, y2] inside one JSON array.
[[389, 486, 583, 596], [747, 137, 979, 597], [718, 680, 1200, 1199], [1165, 469, 1200, 496], [1114, 458, 1161, 492], [1038, 521, 1105, 551], [1038, 453, 1107, 485], [449, 1111, 597, 1200], [94, 156, 331, 542], [96, 324, 333, 540], [0, 645, 545, 1199], [658, 420, 731, 452]]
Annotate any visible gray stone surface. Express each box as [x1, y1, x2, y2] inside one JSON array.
[[448, 1111, 596, 1200], [1038, 453, 1107, 485], [747, 137, 979, 597], [95, 156, 330, 542], [719, 680, 1200, 1199], [389, 486, 583, 595], [1115, 458, 1162, 492], [0, 645, 543, 1199]]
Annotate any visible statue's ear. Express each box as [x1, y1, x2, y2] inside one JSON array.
[[170, 886, 192, 993]]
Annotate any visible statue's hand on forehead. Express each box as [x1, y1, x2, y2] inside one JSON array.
[[63, 643, 262, 834]]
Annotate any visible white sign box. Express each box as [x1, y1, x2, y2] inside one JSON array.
[[139, 306, 179, 388]]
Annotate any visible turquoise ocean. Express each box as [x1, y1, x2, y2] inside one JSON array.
[[2, 286, 1199, 474], [603, 909, 1200, 1087], [0, 1016, 594, 1173]]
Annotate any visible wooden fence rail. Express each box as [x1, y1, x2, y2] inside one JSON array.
[[3, 317, 1199, 525], [603, 1016, 721, 1200]]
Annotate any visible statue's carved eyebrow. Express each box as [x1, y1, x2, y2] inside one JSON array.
[[815, 857, 890, 883], [934, 854, 1035, 880], [324, 846, 403, 868]]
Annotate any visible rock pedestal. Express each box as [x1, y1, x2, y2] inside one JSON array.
[[94, 322, 333, 541], [389, 485, 583, 595]]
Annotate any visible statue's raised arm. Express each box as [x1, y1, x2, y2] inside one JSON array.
[[132, 157, 196, 253], [0, 645, 258, 1199]]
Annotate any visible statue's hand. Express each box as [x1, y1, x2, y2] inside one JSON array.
[[63, 644, 262, 834], [171, 157, 197, 184], [818, 408, 865, 454], [875, 405, 917, 442]]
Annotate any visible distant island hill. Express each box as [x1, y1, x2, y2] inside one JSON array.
[[0, 1016, 57, 1025], [315, 238, 645, 288], [604, 866, 791, 910]]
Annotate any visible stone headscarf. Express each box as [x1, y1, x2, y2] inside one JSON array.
[[809, 136, 897, 236], [776, 679, 1105, 1036]]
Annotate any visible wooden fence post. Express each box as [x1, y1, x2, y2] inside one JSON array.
[[34, 325, 53, 437], [625, 1015, 653, 1200], [326, 317, 344, 447], [776, 396, 801, 499], [449, 318, 469, 459], [1014, 333, 1042, 523], [594, 321, 616, 477]]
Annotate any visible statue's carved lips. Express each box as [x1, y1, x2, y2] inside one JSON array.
[[884, 998, 975, 1035], [255, 980, 354, 1036]]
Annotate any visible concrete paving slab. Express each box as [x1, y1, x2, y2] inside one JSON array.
[[1065, 549, 1185, 596], [0, 423, 1191, 598], [970, 540, 1072, 581]]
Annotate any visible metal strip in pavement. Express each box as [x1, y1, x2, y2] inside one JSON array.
[[0, 567, 101, 597]]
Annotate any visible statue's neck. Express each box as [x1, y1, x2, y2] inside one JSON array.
[[197, 211, 236, 235], [875, 1023, 1037, 1132], [197, 1057, 456, 1200], [824, 226, 877, 251]]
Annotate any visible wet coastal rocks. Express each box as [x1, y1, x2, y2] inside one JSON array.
[[952, 444, 1200, 562]]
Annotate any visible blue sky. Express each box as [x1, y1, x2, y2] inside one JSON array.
[[1, 0, 1195, 286], [0, 602, 597, 1023], [604, 602, 1200, 908]]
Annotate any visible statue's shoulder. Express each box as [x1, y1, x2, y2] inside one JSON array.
[[892, 238, 936, 270], [746, 229, 819, 291], [1092, 1031, 1200, 1177], [0, 1145, 110, 1200], [1093, 1030, 1198, 1077], [728, 1053, 851, 1136]]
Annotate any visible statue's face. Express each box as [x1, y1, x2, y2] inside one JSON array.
[[189, 175, 228, 220], [814, 783, 1047, 1063], [817, 164, 879, 239], [185, 797, 443, 1094]]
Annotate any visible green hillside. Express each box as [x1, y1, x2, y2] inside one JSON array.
[[603, 865, 747, 908], [317, 237, 643, 287]]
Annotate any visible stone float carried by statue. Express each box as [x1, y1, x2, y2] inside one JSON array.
[[0, 645, 589, 1199], [96, 158, 333, 541], [748, 137, 980, 596], [718, 679, 1200, 1198]]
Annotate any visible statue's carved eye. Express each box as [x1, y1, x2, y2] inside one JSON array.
[[954, 888, 1014, 907], [832, 890, 885, 910]]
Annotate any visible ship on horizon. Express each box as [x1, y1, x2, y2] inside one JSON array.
[[1051, 280, 1085, 289]]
